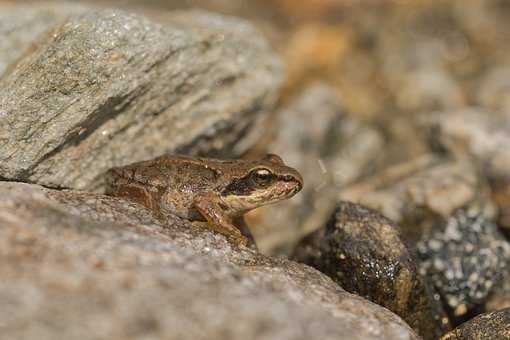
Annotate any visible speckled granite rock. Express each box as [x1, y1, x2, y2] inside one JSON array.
[[0, 182, 419, 340], [293, 201, 449, 339], [248, 83, 383, 253], [340, 157, 495, 246], [441, 308, 510, 340], [417, 209, 510, 317], [0, 7, 282, 190]]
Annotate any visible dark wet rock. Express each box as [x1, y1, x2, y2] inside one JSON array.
[[340, 157, 495, 246], [417, 209, 510, 317], [0, 182, 419, 340], [248, 83, 384, 253], [440, 308, 510, 340], [422, 108, 510, 229], [0, 7, 282, 190], [293, 201, 449, 339]]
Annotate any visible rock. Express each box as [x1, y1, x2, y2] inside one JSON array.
[[422, 108, 510, 229], [440, 308, 510, 340], [417, 208, 510, 318], [0, 7, 282, 190], [392, 65, 465, 113], [0, 181, 419, 340], [247, 83, 384, 253], [485, 274, 510, 312], [340, 156, 495, 246], [476, 66, 510, 114], [293, 201, 449, 339], [423, 108, 510, 175], [0, 2, 88, 76]]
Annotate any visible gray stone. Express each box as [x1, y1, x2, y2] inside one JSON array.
[[293, 201, 449, 339], [423, 108, 510, 178], [0, 182, 419, 340], [0, 8, 282, 190], [0, 2, 89, 76], [422, 108, 510, 229], [248, 84, 384, 253], [417, 208, 510, 317]]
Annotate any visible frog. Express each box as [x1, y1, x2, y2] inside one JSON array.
[[105, 154, 303, 247]]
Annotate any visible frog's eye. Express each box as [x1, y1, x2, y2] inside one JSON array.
[[250, 168, 273, 187]]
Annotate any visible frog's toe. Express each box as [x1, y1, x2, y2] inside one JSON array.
[[231, 234, 249, 248]]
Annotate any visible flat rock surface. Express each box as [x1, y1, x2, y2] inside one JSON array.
[[0, 182, 419, 340], [0, 6, 282, 190]]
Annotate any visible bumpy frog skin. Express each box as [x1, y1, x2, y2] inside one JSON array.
[[105, 154, 303, 246]]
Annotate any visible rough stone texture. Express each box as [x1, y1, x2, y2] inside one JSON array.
[[340, 157, 495, 246], [423, 108, 510, 229], [293, 201, 448, 339], [0, 181, 419, 340], [247, 83, 384, 253], [441, 308, 510, 340], [417, 208, 510, 317], [0, 2, 89, 76], [0, 7, 282, 190]]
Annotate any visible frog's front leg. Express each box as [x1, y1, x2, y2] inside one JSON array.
[[193, 193, 248, 247]]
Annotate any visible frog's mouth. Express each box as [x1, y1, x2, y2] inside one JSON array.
[[248, 178, 302, 205], [272, 180, 302, 199], [221, 177, 302, 212]]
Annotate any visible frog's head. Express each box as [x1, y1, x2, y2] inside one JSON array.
[[220, 154, 303, 213]]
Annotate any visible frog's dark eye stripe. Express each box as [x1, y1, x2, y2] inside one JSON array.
[[221, 178, 255, 196]]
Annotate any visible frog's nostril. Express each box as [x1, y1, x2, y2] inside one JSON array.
[[283, 175, 294, 182]]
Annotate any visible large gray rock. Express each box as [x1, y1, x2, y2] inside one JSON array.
[[0, 7, 282, 190], [0, 182, 419, 340], [0, 2, 88, 76]]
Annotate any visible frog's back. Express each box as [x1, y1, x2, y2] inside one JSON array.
[[105, 155, 220, 219]]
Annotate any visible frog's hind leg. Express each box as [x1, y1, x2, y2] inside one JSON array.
[[193, 194, 248, 247]]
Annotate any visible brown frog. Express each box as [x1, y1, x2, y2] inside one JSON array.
[[105, 154, 303, 246]]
